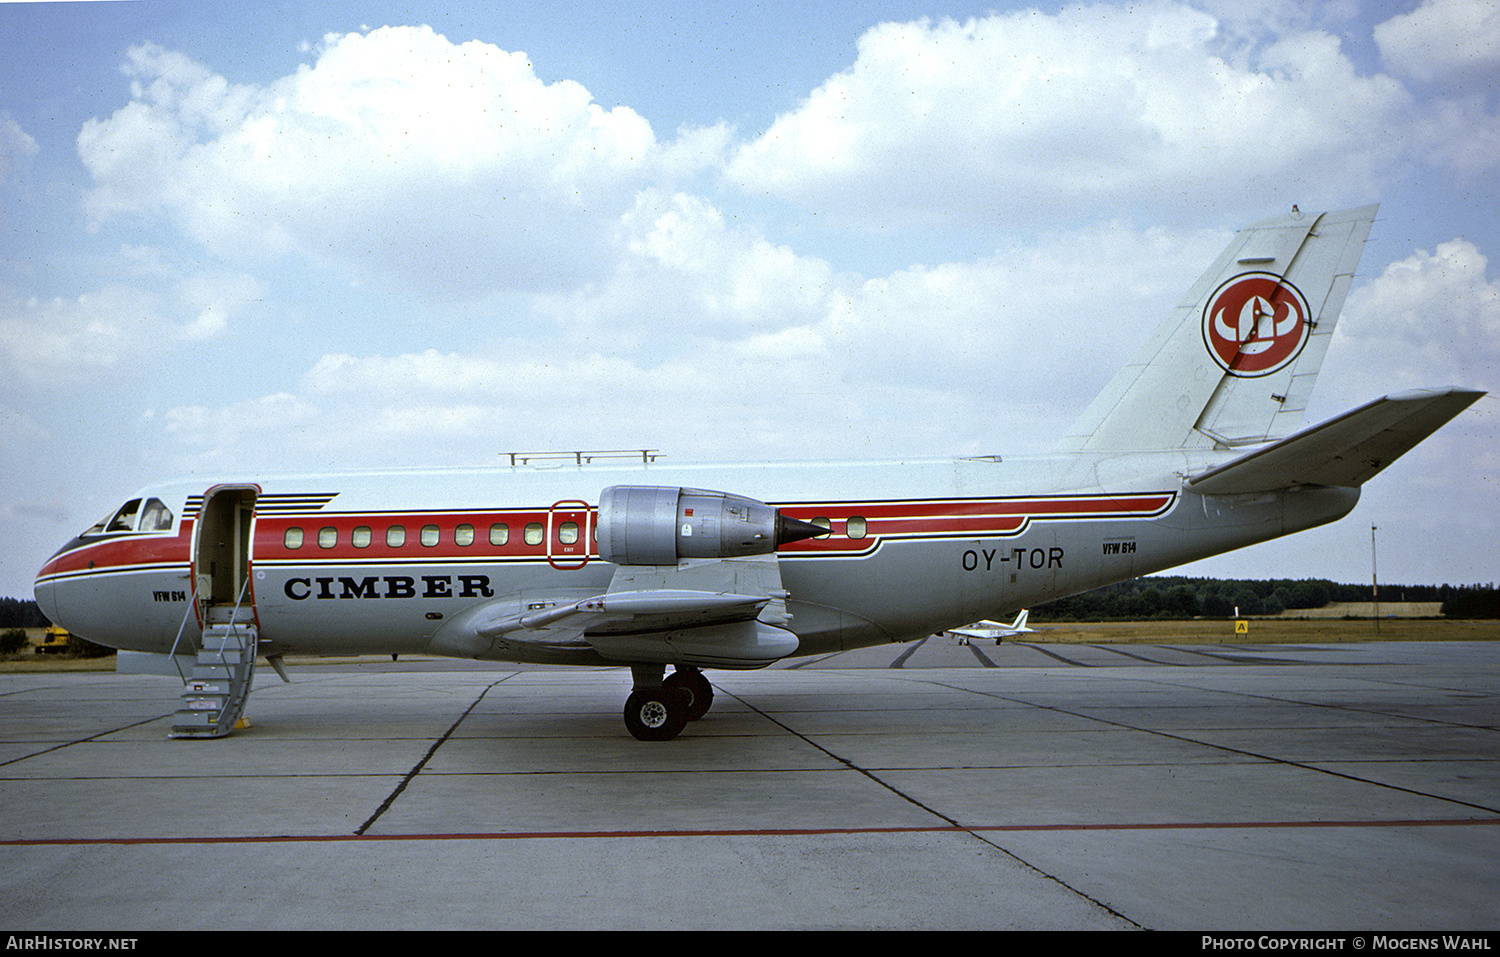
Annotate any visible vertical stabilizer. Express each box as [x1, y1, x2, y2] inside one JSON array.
[[1058, 205, 1378, 452]]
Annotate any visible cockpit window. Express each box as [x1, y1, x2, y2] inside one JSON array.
[[84, 497, 174, 536], [138, 499, 174, 532], [106, 500, 141, 533]]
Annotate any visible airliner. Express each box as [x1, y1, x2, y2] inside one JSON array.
[[34, 204, 1483, 740]]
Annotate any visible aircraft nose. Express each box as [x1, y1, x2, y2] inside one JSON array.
[[34, 545, 72, 627], [34, 573, 61, 625]]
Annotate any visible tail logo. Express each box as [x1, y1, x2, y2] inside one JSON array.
[[1202, 273, 1311, 377]]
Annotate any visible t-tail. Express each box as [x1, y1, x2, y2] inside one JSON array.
[[1061, 205, 1378, 453], [1058, 204, 1483, 490]]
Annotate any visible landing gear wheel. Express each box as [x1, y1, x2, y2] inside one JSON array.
[[664, 667, 714, 721], [623, 687, 689, 741]]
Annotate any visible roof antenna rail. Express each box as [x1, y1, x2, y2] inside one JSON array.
[[506, 449, 662, 468]]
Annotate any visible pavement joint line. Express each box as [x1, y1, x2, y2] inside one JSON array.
[[0, 712, 173, 768], [717, 682, 1142, 927], [354, 675, 514, 836], [1069, 667, 1500, 734], [912, 674, 1500, 817], [4, 816, 1498, 847], [718, 683, 963, 825]]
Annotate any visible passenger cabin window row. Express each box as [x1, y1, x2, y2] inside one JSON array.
[[282, 521, 544, 551]]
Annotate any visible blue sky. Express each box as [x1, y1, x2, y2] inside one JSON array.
[[2, 0, 1496, 600]]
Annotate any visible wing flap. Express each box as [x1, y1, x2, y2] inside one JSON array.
[[428, 554, 798, 667], [475, 589, 768, 640], [1186, 387, 1484, 495], [587, 554, 798, 666]]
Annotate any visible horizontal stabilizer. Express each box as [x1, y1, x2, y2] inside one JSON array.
[[1186, 387, 1484, 494]]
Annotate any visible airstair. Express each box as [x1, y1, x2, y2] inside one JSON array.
[[169, 618, 257, 739], [168, 576, 258, 740], [167, 484, 263, 738]]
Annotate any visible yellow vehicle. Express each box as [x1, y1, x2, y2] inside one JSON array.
[[35, 626, 73, 654]]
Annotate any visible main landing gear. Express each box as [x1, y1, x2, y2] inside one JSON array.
[[624, 664, 715, 741]]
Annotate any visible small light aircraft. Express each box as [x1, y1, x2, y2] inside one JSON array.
[[948, 609, 1033, 644], [34, 205, 1484, 740]]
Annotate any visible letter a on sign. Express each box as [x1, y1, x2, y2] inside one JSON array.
[[1235, 620, 1249, 634]]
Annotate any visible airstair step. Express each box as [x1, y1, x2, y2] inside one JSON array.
[[169, 624, 257, 739]]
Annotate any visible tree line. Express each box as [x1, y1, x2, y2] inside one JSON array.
[[1036, 577, 1500, 620], [0, 597, 51, 629]]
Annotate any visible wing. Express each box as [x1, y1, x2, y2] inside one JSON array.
[[429, 556, 799, 667]]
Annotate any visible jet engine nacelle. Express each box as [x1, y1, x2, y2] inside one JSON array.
[[597, 485, 824, 566]]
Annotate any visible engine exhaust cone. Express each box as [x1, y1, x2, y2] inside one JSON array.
[[775, 513, 828, 547]]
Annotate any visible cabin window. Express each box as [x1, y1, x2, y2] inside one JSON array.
[[421, 525, 440, 547], [284, 527, 304, 549], [846, 516, 867, 540], [524, 522, 544, 546], [811, 517, 832, 540], [318, 527, 337, 548], [386, 525, 406, 548], [489, 523, 509, 546], [455, 524, 475, 546], [352, 526, 372, 548], [558, 522, 579, 545]]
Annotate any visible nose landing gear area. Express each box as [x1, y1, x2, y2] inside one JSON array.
[[625, 665, 715, 741]]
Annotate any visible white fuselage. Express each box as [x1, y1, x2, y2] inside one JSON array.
[[34, 450, 1358, 665]]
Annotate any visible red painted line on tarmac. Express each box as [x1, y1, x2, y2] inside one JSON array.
[[4, 817, 1496, 847]]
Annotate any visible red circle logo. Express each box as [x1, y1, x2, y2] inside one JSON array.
[[1201, 273, 1311, 377]]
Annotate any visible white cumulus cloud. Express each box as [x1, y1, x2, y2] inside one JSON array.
[[726, 4, 1412, 226], [1375, 0, 1500, 85], [78, 26, 664, 299], [1, 113, 39, 184], [1334, 238, 1500, 394]]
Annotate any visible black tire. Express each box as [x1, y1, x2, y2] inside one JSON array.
[[623, 687, 689, 741], [664, 668, 714, 721]]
